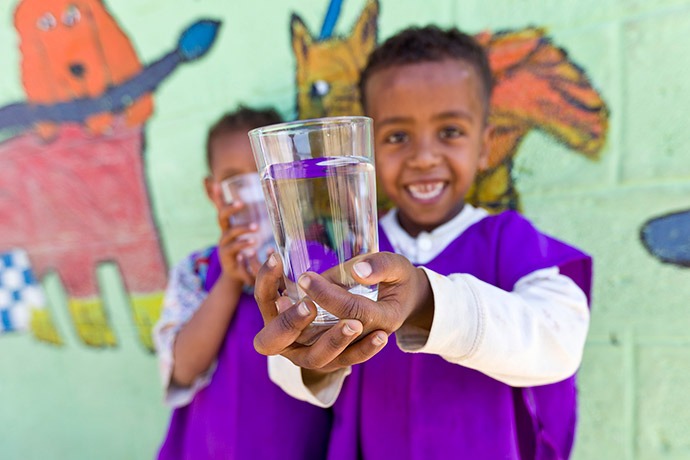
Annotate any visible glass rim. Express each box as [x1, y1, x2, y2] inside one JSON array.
[[219, 171, 260, 186], [248, 115, 372, 138]]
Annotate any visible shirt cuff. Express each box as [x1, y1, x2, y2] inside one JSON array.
[[268, 355, 351, 408], [396, 267, 481, 360], [154, 322, 216, 408], [164, 362, 216, 408]]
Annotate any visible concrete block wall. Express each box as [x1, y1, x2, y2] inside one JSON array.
[[0, 0, 688, 458]]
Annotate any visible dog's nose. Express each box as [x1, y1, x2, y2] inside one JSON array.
[[69, 63, 85, 78]]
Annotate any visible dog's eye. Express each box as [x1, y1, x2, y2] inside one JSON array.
[[36, 13, 57, 31], [63, 5, 81, 27]]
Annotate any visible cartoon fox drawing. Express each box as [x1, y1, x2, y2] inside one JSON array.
[[292, 0, 378, 119], [291, 0, 608, 212]]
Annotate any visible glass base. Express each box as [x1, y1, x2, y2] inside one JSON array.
[[311, 285, 378, 326], [313, 307, 339, 325]]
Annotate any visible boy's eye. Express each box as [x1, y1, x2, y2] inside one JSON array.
[[384, 131, 408, 144], [439, 126, 465, 139]]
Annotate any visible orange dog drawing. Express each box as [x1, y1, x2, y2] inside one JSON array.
[[14, 0, 153, 139]]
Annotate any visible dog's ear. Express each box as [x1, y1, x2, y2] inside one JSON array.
[[84, 0, 142, 85], [14, 2, 58, 103]]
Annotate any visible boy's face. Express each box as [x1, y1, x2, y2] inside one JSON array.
[[204, 130, 258, 210], [365, 59, 490, 237]]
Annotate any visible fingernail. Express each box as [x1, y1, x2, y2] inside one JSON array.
[[267, 253, 278, 268], [373, 332, 386, 346], [274, 301, 284, 313], [353, 261, 372, 279], [297, 302, 310, 317], [343, 322, 358, 336], [249, 223, 258, 231], [298, 275, 311, 290]]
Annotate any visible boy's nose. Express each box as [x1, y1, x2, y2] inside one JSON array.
[[408, 143, 441, 169]]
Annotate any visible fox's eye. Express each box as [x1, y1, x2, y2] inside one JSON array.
[[439, 126, 465, 139], [63, 5, 81, 27], [37, 13, 57, 31], [384, 131, 408, 144], [310, 80, 330, 98]]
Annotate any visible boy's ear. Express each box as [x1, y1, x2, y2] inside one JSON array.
[[351, 0, 379, 54], [478, 124, 492, 171], [291, 13, 312, 67], [204, 176, 217, 204]]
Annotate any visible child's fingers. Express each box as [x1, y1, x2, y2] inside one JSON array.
[[320, 330, 388, 372], [219, 225, 257, 247], [253, 300, 317, 356], [217, 201, 249, 230], [253, 254, 285, 322], [297, 272, 381, 329], [349, 251, 414, 286], [294, 323, 331, 346], [282, 319, 364, 369]]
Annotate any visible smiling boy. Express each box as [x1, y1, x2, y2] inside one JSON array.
[[253, 26, 592, 459]]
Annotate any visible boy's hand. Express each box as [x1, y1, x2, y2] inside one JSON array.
[[302, 251, 435, 335], [217, 201, 261, 286], [253, 254, 389, 372]]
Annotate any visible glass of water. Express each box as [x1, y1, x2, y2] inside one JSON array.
[[219, 173, 275, 266], [249, 116, 378, 325]]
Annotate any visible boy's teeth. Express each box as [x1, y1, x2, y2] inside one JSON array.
[[407, 182, 445, 200]]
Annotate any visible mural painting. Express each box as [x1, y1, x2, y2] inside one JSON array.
[[291, 0, 610, 212], [0, 0, 220, 351]]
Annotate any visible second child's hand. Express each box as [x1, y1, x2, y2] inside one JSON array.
[[217, 200, 260, 286]]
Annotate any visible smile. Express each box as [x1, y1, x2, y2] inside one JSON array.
[[406, 181, 447, 201]]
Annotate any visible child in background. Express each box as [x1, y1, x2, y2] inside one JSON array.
[[153, 107, 331, 460], [252, 27, 592, 459]]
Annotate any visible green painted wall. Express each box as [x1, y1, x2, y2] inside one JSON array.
[[0, 0, 688, 459]]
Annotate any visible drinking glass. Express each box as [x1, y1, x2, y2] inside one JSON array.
[[220, 173, 274, 265], [249, 116, 378, 325]]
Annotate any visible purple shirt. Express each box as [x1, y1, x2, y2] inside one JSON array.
[[328, 211, 592, 460], [157, 248, 332, 460]]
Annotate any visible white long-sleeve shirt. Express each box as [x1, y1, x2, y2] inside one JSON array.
[[268, 205, 590, 408]]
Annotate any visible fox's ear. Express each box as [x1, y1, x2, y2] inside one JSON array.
[[351, 0, 378, 54], [291, 13, 313, 68]]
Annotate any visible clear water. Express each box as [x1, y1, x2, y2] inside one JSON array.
[[262, 156, 379, 324]]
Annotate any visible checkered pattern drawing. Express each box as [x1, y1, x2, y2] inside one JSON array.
[[0, 249, 46, 333]]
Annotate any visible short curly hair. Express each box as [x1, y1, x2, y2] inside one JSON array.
[[359, 25, 493, 119], [206, 105, 282, 170]]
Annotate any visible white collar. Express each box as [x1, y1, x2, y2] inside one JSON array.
[[379, 204, 489, 264]]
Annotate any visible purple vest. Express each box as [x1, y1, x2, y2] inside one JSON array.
[[157, 248, 332, 460], [328, 211, 592, 460]]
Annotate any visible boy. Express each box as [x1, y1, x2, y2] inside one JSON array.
[[153, 107, 331, 459], [254, 27, 591, 459]]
